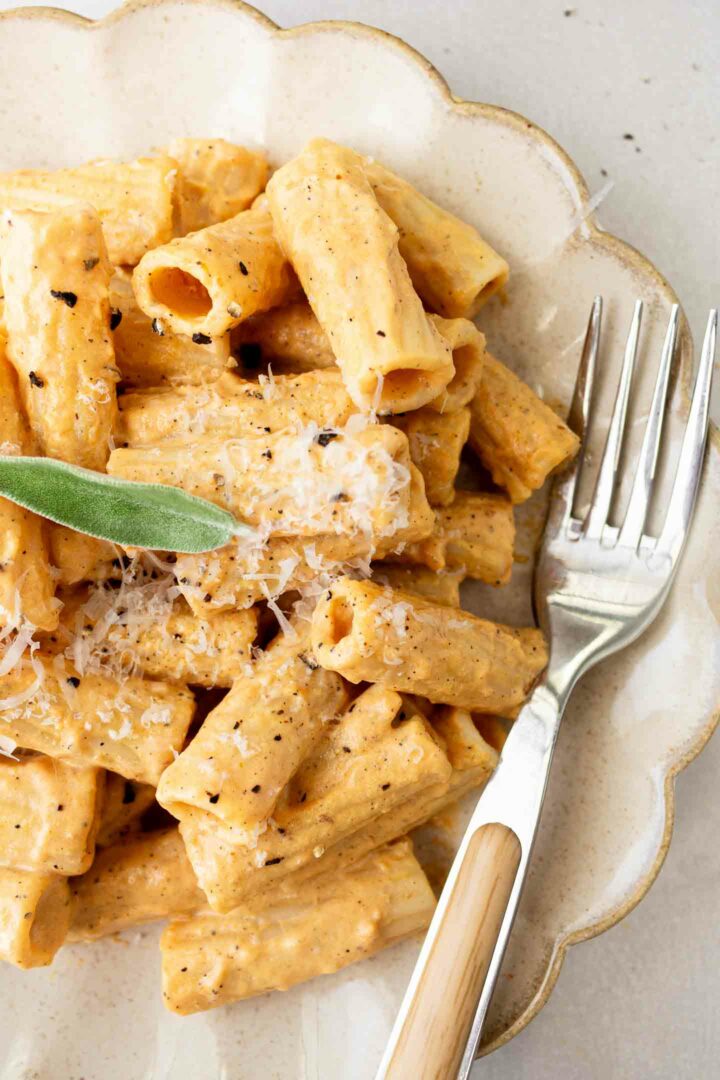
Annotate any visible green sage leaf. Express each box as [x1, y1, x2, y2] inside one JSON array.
[[0, 456, 251, 553]]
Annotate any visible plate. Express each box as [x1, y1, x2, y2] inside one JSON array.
[[0, 3, 717, 1077]]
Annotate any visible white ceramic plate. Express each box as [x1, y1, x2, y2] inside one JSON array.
[[0, 3, 717, 1077]]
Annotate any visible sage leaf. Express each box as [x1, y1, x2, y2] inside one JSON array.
[[0, 456, 251, 553]]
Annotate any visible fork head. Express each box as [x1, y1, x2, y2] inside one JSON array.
[[536, 297, 717, 688]]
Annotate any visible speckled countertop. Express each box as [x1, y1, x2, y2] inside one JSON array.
[[2, 2, 718, 1078]]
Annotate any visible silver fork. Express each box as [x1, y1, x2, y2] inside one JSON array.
[[376, 298, 718, 1080]]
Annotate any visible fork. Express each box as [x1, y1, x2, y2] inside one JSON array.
[[376, 298, 718, 1080]]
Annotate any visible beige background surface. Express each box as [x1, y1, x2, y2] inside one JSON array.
[[2, 2, 718, 1077]]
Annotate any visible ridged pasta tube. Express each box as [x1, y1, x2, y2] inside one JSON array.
[[1, 204, 118, 469], [363, 157, 509, 318], [69, 828, 204, 941], [267, 139, 454, 413], [160, 839, 435, 1014], [469, 352, 580, 502], [0, 755, 102, 874], [0, 655, 194, 784], [167, 138, 268, 234], [0, 867, 71, 968], [132, 202, 297, 339], [0, 155, 176, 265], [157, 623, 348, 846], [116, 369, 356, 446], [311, 577, 547, 715]]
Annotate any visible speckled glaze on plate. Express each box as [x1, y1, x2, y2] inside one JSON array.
[[0, 3, 717, 1077]]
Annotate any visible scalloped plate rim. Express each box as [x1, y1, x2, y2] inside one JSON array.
[[0, 0, 717, 1059]]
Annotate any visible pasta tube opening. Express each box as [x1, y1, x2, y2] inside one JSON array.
[[29, 875, 70, 957], [327, 595, 354, 646], [148, 267, 213, 319]]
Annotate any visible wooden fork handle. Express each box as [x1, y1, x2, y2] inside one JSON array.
[[382, 823, 521, 1080]]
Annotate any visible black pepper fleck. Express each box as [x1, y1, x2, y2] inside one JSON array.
[[315, 431, 339, 447], [192, 332, 212, 345], [238, 261, 249, 276], [29, 371, 45, 388], [50, 289, 78, 308]]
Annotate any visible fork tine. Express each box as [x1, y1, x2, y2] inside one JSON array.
[[583, 300, 643, 540], [618, 305, 679, 548], [655, 309, 717, 561], [554, 296, 602, 527]]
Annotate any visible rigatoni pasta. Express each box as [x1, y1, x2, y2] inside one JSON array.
[[116, 368, 356, 446], [312, 577, 546, 716], [48, 525, 116, 587], [157, 623, 348, 845], [267, 138, 454, 413], [363, 157, 509, 317], [0, 656, 194, 784], [0, 867, 72, 968], [392, 406, 471, 506], [167, 138, 268, 235], [161, 839, 435, 1015], [0, 351, 57, 631], [132, 201, 297, 339], [0, 755, 102, 874], [0, 131, 573, 1012], [107, 423, 425, 542], [469, 352, 580, 501], [70, 828, 204, 941], [232, 301, 337, 373], [178, 688, 452, 911], [95, 773, 157, 848], [0, 204, 118, 469], [0, 155, 176, 265], [110, 270, 231, 388], [389, 490, 516, 587]]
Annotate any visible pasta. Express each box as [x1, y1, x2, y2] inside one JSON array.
[[178, 688, 453, 911], [0, 351, 57, 631], [52, 590, 258, 688], [0, 754, 102, 874], [363, 157, 509, 317], [0, 133, 569, 1011], [116, 368, 356, 446], [110, 270, 231, 389], [0, 656, 194, 784], [95, 773, 157, 848], [392, 406, 471, 506], [232, 301, 337, 373], [266, 138, 454, 412], [48, 525, 116, 587], [107, 423, 426, 541], [166, 138, 268, 235], [311, 577, 547, 715], [387, 490, 516, 586], [0, 867, 71, 968], [161, 839, 435, 1015], [157, 622, 348, 845], [0, 155, 176, 265], [132, 201, 298, 339], [370, 564, 464, 607], [469, 352, 580, 501], [70, 828, 204, 941], [0, 204, 118, 469]]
